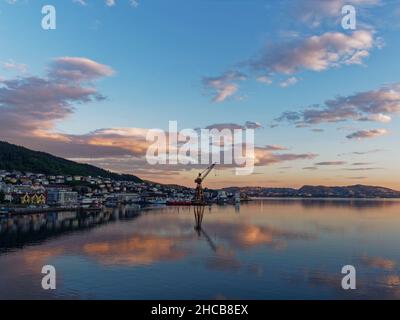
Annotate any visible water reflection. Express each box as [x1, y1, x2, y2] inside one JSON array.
[[0, 200, 399, 299], [193, 206, 217, 252], [0, 206, 141, 253], [263, 198, 400, 209]]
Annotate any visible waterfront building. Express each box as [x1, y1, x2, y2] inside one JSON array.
[[20, 193, 47, 205], [47, 189, 78, 206]]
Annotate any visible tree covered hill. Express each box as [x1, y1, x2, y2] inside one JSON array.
[[0, 141, 142, 182], [223, 184, 400, 198]]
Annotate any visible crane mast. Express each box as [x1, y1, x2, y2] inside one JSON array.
[[193, 163, 216, 205]]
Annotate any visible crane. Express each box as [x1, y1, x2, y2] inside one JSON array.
[[193, 163, 216, 204]]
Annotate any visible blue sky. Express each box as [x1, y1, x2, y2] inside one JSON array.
[[0, 0, 400, 188]]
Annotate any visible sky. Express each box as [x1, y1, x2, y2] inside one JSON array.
[[0, 0, 400, 189]]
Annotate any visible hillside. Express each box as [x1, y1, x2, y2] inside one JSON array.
[[223, 185, 400, 199], [297, 185, 400, 198], [0, 141, 142, 182]]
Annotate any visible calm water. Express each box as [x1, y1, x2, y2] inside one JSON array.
[[1, 199, 400, 300]]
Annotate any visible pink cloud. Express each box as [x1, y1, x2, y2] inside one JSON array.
[[202, 71, 247, 103]]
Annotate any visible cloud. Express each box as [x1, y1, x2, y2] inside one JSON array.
[[294, 0, 381, 27], [358, 113, 392, 123], [345, 167, 383, 171], [346, 128, 388, 140], [251, 30, 375, 75], [204, 121, 263, 131], [0, 58, 318, 181], [338, 149, 384, 156], [352, 162, 372, 165], [207, 30, 378, 98], [0, 78, 104, 138], [1, 59, 28, 73], [73, 128, 151, 156], [279, 77, 299, 88], [256, 75, 272, 85], [202, 7, 380, 100], [244, 121, 263, 129], [315, 161, 347, 166], [72, 0, 87, 5], [0, 76, 316, 179], [49, 57, 114, 82], [276, 83, 400, 127], [65, 138, 318, 178], [254, 147, 318, 166], [72, 0, 139, 7], [202, 71, 247, 103], [264, 145, 288, 151], [0, 57, 113, 140]]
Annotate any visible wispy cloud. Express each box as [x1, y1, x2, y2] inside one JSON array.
[[251, 30, 376, 75], [49, 57, 114, 82], [72, 0, 139, 7], [345, 167, 383, 171], [279, 77, 299, 88], [255, 149, 318, 166], [352, 162, 373, 165], [358, 113, 392, 123], [1, 59, 28, 74], [204, 29, 379, 100], [346, 128, 388, 140], [202, 71, 247, 103], [293, 0, 381, 27], [315, 161, 347, 166], [264, 145, 288, 151], [204, 121, 262, 131], [275, 83, 400, 132], [256, 75, 272, 85], [338, 149, 384, 156], [0, 57, 113, 139]]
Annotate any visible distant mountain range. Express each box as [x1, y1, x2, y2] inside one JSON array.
[[223, 185, 400, 199], [0, 141, 142, 182]]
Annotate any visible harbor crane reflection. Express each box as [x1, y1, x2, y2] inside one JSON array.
[[193, 205, 217, 252]]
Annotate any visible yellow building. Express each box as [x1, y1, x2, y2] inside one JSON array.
[[20, 193, 46, 205]]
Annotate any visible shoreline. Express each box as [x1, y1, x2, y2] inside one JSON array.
[[250, 197, 400, 201], [3, 197, 400, 217]]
